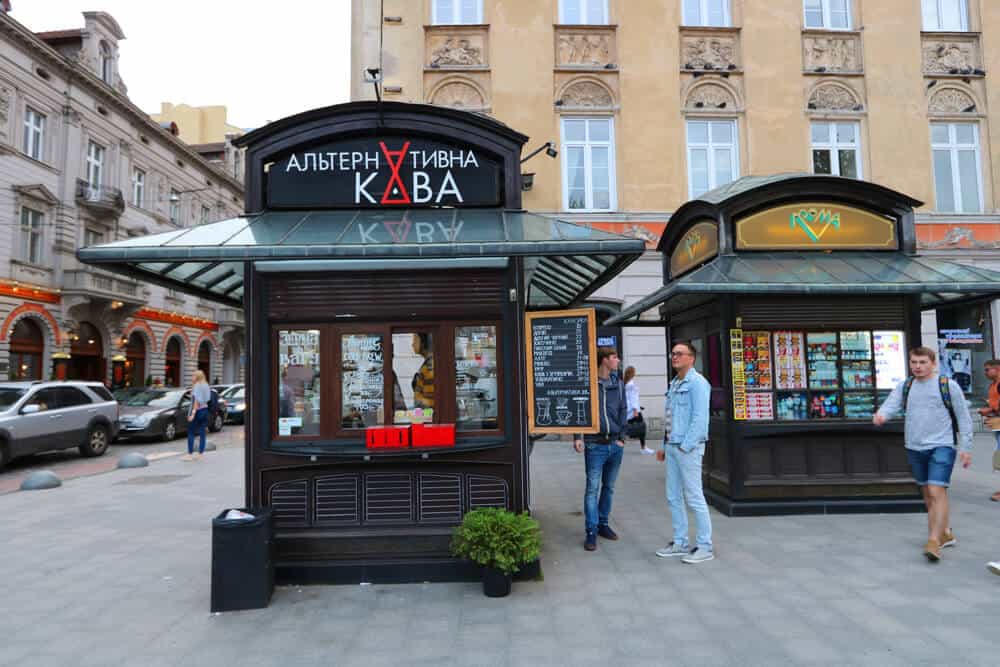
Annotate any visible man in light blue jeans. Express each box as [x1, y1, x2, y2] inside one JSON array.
[[656, 341, 713, 564]]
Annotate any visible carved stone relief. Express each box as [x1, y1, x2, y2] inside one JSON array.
[[430, 81, 486, 109], [682, 36, 738, 70], [429, 36, 485, 67], [557, 33, 611, 67], [559, 80, 614, 108], [922, 41, 980, 74], [928, 88, 976, 113], [808, 83, 861, 111], [685, 83, 736, 110], [0, 85, 10, 128], [804, 35, 860, 72]]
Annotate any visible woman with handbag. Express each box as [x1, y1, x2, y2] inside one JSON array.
[[183, 370, 211, 461], [624, 366, 653, 454], [976, 360, 1000, 501]]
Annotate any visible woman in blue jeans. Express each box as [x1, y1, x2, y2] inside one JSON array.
[[183, 370, 211, 461]]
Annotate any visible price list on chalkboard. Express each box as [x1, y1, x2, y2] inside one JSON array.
[[526, 309, 599, 434]]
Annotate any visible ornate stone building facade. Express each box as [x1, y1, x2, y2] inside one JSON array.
[[0, 10, 245, 386], [351, 0, 1000, 421]]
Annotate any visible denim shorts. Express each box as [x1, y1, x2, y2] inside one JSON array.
[[906, 446, 957, 487]]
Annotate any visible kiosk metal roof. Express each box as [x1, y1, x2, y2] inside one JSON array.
[[77, 209, 646, 308], [606, 252, 1000, 325]]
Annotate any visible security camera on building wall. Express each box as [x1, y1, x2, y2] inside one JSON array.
[[364, 67, 382, 83]]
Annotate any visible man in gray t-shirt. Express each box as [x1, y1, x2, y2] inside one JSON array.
[[874, 346, 972, 562]]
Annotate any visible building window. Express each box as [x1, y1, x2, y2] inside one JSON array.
[[931, 122, 983, 213], [559, 0, 609, 24], [803, 0, 851, 30], [23, 107, 45, 161], [810, 121, 862, 178], [99, 41, 113, 84], [131, 168, 145, 207], [455, 325, 498, 430], [277, 329, 321, 437], [233, 149, 242, 180], [201, 205, 211, 225], [561, 117, 616, 211], [83, 228, 103, 247], [686, 119, 739, 198], [169, 189, 181, 225], [19, 207, 43, 264], [86, 141, 104, 186], [432, 0, 482, 25], [683, 0, 730, 27], [922, 0, 968, 31]]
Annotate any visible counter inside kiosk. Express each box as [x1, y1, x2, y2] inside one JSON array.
[[608, 174, 1000, 516], [78, 102, 645, 583]]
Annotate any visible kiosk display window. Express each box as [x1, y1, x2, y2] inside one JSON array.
[[774, 331, 806, 390], [455, 325, 499, 430], [392, 332, 435, 425], [806, 333, 839, 389], [277, 329, 321, 436], [341, 333, 385, 429]]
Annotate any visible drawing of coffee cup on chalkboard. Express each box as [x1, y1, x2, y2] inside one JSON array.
[[535, 398, 551, 425], [556, 399, 572, 425], [573, 397, 588, 424]]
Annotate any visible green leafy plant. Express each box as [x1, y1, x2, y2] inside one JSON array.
[[451, 508, 541, 575], [145, 375, 154, 386]]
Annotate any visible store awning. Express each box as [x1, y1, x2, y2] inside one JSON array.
[[606, 252, 1000, 325], [77, 209, 646, 309]]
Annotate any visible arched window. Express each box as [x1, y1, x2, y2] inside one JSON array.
[[126, 332, 147, 387], [99, 41, 113, 84], [165, 337, 183, 387], [10, 318, 44, 381], [198, 340, 213, 382], [69, 322, 104, 382]]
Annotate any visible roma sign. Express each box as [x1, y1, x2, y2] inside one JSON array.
[[735, 203, 898, 250], [266, 136, 502, 209]]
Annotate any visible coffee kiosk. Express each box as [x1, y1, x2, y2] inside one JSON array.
[[608, 174, 1000, 516], [79, 102, 645, 582]]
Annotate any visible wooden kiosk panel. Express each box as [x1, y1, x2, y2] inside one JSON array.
[[525, 308, 599, 435]]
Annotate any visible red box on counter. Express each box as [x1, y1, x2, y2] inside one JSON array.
[[410, 423, 456, 448], [366, 425, 410, 449]]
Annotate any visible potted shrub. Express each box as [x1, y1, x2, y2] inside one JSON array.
[[451, 507, 541, 597]]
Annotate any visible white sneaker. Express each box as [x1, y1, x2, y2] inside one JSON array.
[[655, 542, 690, 558], [681, 548, 715, 564], [988, 562, 1000, 576], [641, 447, 656, 455], [181, 454, 194, 461], [194, 453, 203, 460]]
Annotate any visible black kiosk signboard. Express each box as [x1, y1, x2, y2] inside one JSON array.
[[77, 102, 645, 584], [525, 308, 599, 435]]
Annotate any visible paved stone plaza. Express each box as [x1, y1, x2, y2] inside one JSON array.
[[2, 434, 999, 667]]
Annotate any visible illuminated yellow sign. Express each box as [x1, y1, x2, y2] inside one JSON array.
[[736, 203, 897, 250], [670, 221, 719, 277]]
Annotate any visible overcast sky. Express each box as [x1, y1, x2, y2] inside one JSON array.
[[11, 1, 352, 130]]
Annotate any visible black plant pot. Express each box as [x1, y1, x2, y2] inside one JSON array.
[[483, 566, 512, 597]]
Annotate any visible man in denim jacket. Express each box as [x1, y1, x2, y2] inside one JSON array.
[[655, 341, 714, 563], [574, 347, 629, 552]]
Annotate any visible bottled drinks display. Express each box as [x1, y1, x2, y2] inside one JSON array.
[[776, 392, 808, 420], [806, 333, 839, 389], [742, 332, 772, 390], [810, 392, 840, 419], [843, 392, 876, 419]]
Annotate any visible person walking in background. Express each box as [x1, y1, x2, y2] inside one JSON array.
[[874, 346, 972, 562], [976, 359, 1000, 502], [183, 370, 212, 461], [574, 347, 629, 552], [655, 341, 714, 564], [624, 365, 654, 455]]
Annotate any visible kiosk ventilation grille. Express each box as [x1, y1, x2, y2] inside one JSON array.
[[269, 479, 308, 526], [364, 473, 414, 524], [736, 297, 906, 329], [315, 474, 361, 525], [418, 474, 463, 524], [467, 475, 509, 509]]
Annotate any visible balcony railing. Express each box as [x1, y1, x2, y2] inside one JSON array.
[[63, 267, 141, 303], [75, 179, 125, 216]]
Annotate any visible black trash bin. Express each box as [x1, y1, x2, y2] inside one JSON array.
[[211, 507, 274, 612]]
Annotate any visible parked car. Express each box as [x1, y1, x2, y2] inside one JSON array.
[[117, 388, 224, 440], [0, 381, 119, 470], [224, 385, 246, 424]]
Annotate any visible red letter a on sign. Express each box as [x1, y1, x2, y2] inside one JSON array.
[[380, 141, 412, 205]]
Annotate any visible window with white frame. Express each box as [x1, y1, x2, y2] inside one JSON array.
[[811, 121, 862, 178], [83, 228, 103, 248], [23, 107, 45, 161], [19, 207, 43, 264], [922, 0, 968, 31], [100, 41, 113, 84], [931, 122, 983, 213], [201, 205, 211, 225], [561, 117, 616, 211], [86, 141, 105, 187], [169, 189, 181, 224], [686, 119, 739, 198], [683, 0, 731, 27], [560, 0, 608, 24], [803, 0, 851, 29], [131, 168, 145, 207], [432, 0, 482, 25]]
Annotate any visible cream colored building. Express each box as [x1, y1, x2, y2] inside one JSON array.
[[353, 0, 1000, 426], [150, 103, 246, 183], [0, 10, 245, 386]]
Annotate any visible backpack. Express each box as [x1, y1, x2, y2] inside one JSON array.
[[207, 389, 219, 413], [902, 375, 957, 445]]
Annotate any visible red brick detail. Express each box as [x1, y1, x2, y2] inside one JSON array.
[[0, 303, 61, 345], [134, 307, 219, 331], [122, 320, 158, 353], [193, 331, 218, 353], [0, 282, 61, 304], [162, 326, 192, 355]]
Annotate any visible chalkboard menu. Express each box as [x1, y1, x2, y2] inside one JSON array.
[[525, 308, 599, 434]]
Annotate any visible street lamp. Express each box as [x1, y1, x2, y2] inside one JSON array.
[[519, 142, 559, 192]]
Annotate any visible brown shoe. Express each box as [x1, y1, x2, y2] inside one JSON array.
[[584, 532, 597, 551], [924, 539, 942, 562], [942, 530, 956, 548]]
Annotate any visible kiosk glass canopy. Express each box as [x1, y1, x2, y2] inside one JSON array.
[[78, 209, 645, 309]]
